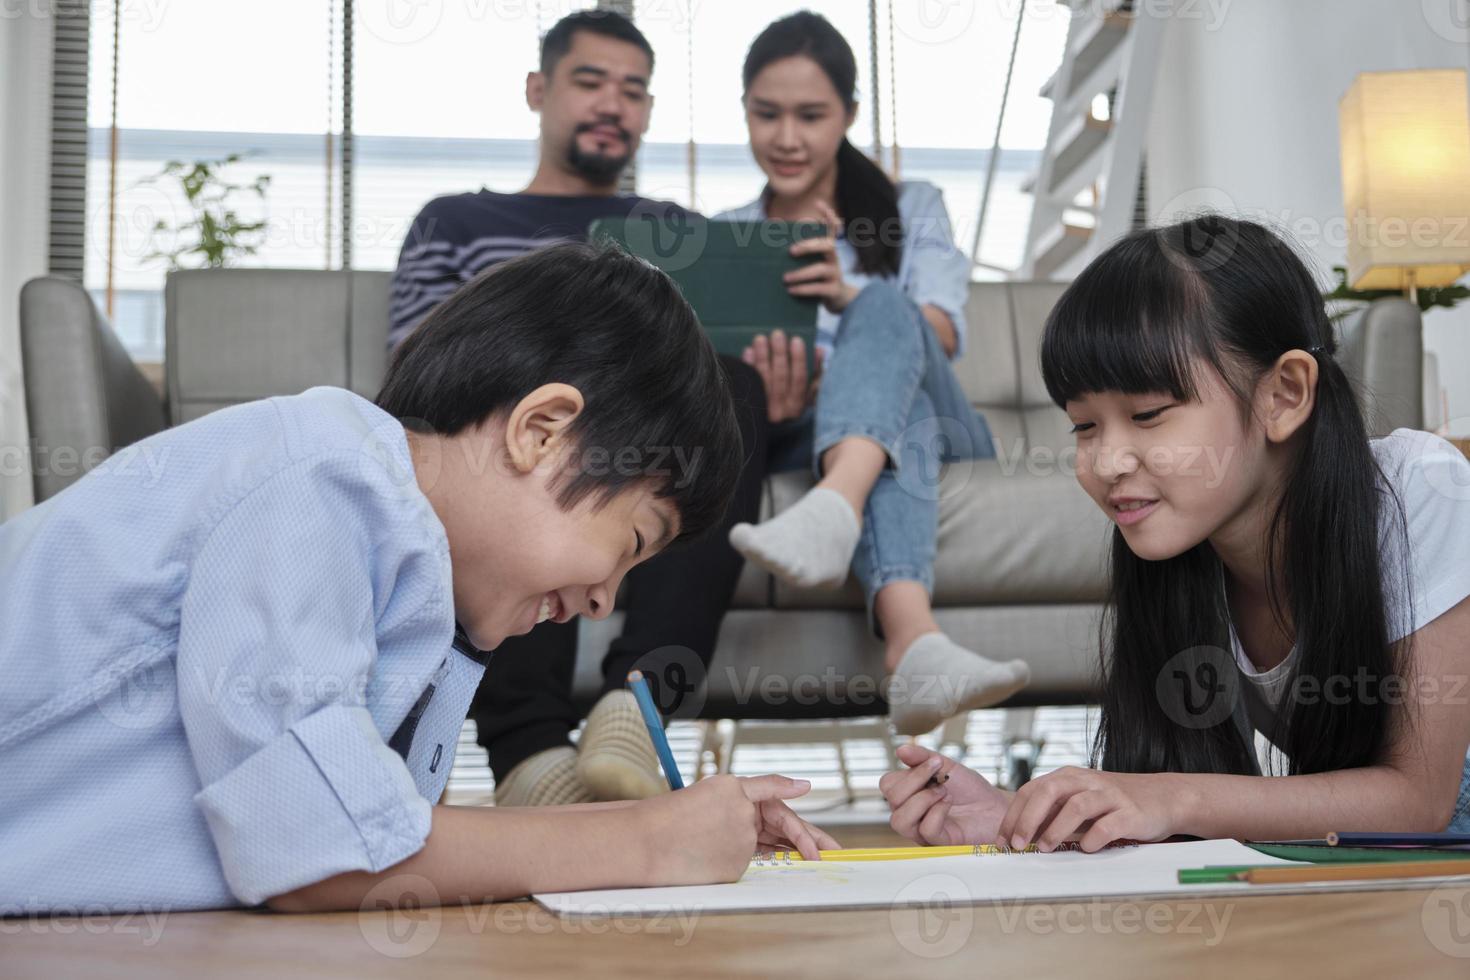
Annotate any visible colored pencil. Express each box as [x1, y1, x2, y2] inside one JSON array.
[[756, 842, 1126, 863], [1239, 860, 1470, 884], [1326, 831, 1470, 847], [625, 670, 683, 790]]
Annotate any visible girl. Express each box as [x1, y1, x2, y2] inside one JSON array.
[[881, 216, 1470, 848], [718, 12, 1030, 736]]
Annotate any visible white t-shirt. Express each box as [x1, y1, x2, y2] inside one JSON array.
[[1231, 429, 1470, 731]]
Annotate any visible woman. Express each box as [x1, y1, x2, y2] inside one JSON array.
[[719, 11, 1029, 735]]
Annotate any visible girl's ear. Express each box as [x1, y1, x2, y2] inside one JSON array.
[[1259, 350, 1319, 445], [845, 101, 858, 131], [504, 383, 585, 474]]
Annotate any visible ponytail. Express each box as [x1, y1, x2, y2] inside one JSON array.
[[835, 137, 902, 277]]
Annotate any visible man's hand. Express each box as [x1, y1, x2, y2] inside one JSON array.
[[743, 331, 823, 424]]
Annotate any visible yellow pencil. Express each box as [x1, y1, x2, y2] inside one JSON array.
[[756, 844, 1046, 863]]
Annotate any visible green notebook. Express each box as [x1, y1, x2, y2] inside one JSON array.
[[588, 214, 823, 374]]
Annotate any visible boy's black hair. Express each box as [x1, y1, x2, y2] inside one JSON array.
[[376, 241, 740, 546], [540, 9, 654, 77]]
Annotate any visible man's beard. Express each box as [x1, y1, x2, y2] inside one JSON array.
[[566, 123, 632, 187]]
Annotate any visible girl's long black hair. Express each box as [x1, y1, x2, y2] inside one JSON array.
[[742, 11, 901, 277], [1039, 215, 1411, 777]]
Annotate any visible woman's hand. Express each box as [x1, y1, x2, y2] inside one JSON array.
[[784, 200, 859, 314], [880, 744, 1012, 846], [641, 774, 842, 886], [743, 332, 824, 423], [996, 767, 1188, 853]]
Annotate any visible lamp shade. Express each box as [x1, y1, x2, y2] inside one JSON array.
[[1339, 69, 1470, 290]]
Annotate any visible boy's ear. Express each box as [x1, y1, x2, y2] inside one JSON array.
[[526, 70, 546, 112], [504, 383, 584, 474], [1260, 350, 1319, 444]]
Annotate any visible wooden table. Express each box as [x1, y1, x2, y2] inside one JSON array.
[[8, 815, 1470, 980]]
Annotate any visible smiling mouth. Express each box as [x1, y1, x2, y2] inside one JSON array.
[[535, 592, 564, 625], [1112, 499, 1159, 526]]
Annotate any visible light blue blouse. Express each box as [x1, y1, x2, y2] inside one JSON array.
[[0, 387, 481, 913], [717, 179, 973, 358]]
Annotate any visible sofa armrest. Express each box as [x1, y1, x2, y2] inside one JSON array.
[[1338, 297, 1423, 437], [19, 277, 165, 502]]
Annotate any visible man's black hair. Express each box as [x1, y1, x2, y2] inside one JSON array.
[[539, 9, 654, 77], [377, 241, 739, 546]]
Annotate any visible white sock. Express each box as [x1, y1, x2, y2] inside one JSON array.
[[887, 632, 1031, 736], [729, 487, 861, 588]]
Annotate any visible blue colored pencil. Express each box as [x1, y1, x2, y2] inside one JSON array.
[[1327, 831, 1470, 847], [626, 670, 684, 790]]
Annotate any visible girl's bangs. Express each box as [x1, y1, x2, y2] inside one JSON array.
[[1039, 231, 1212, 408]]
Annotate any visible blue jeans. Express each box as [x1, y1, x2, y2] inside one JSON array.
[[768, 281, 995, 635]]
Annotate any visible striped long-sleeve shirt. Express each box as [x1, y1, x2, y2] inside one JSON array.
[[388, 189, 691, 348]]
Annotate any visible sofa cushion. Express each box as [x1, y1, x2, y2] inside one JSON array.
[[759, 461, 1110, 611]]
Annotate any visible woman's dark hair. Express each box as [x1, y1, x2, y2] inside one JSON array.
[[540, 9, 653, 77], [742, 11, 901, 277], [1039, 214, 1411, 777], [377, 241, 741, 546]]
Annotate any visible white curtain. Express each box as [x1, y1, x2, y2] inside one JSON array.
[[0, 12, 53, 520]]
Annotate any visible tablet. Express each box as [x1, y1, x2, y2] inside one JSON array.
[[588, 213, 822, 375]]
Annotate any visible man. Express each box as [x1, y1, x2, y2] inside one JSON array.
[[390, 10, 774, 807]]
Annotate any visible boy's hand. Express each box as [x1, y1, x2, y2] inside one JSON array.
[[641, 774, 841, 885], [996, 767, 1179, 853], [880, 744, 1011, 846], [743, 333, 823, 423]]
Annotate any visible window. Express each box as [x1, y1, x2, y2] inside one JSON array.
[[84, 1, 1066, 360]]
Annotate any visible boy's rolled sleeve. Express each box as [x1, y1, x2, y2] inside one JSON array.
[[194, 704, 430, 905], [177, 453, 442, 906]]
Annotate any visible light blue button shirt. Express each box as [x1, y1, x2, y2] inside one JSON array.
[[0, 387, 481, 913], [717, 179, 973, 359]]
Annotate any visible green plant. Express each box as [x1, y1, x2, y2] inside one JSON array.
[[137, 153, 271, 270], [1324, 265, 1470, 322]]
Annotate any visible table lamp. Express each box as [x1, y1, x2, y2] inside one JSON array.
[[1339, 68, 1470, 302]]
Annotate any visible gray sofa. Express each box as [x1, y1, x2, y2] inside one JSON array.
[[18, 271, 1427, 719]]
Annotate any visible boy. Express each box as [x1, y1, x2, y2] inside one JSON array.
[[0, 242, 835, 914], [390, 8, 778, 810]]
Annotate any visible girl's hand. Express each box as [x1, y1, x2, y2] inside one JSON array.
[[879, 744, 1012, 846], [743, 333, 825, 423], [642, 774, 841, 885], [784, 200, 859, 314], [996, 767, 1186, 853]]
